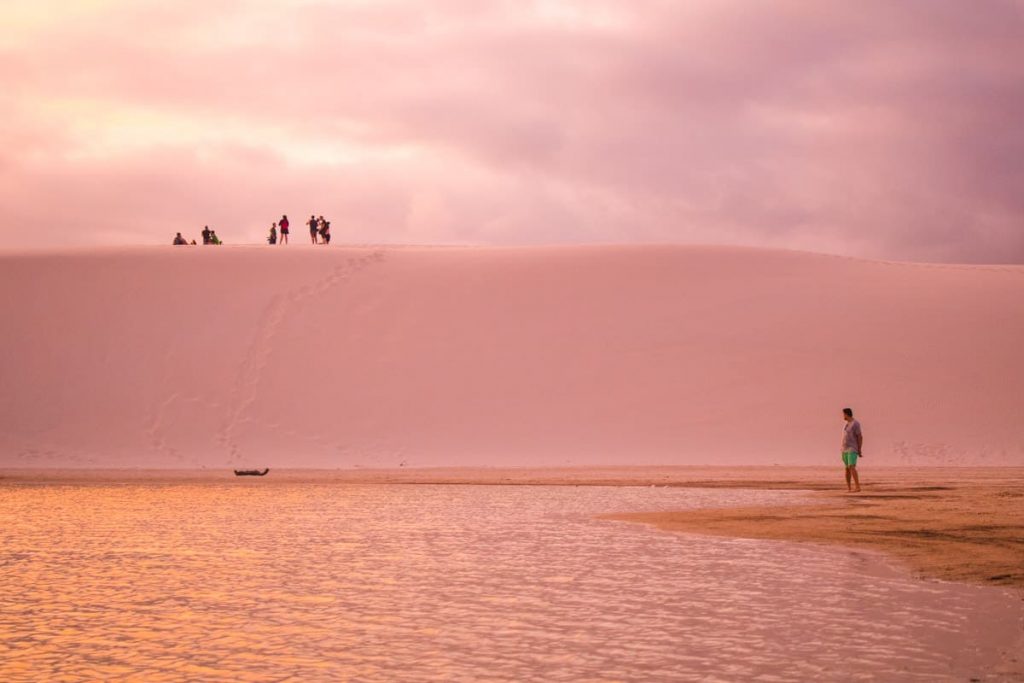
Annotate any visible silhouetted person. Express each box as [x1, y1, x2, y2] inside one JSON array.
[[268, 223, 277, 245], [173, 232, 188, 245], [320, 219, 331, 244], [209, 230, 222, 245], [279, 215, 289, 244], [308, 215, 318, 244], [841, 407, 863, 492], [201, 225, 212, 245]]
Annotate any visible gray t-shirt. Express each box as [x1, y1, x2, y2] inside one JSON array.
[[842, 419, 862, 453]]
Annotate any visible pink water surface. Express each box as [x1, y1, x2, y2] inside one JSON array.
[[1, 479, 1020, 681]]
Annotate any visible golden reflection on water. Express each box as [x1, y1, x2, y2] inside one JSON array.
[[0, 480, 1019, 681]]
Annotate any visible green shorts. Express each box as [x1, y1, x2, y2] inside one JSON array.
[[842, 451, 859, 467]]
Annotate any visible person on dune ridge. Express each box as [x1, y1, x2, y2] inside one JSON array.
[[279, 215, 289, 244], [318, 216, 331, 244], [308, 214, 319, 244], [842, 407, 863, 492]]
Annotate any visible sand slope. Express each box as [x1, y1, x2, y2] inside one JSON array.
[[1, 244, 1022, 468]]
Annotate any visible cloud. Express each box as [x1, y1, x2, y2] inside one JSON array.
[[2, 0, 1023, 261]]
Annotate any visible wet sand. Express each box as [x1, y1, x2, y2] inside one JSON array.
[[4, 466, 1023, 590], [596, 467, 1024, 591]]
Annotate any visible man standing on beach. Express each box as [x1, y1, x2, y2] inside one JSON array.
[[842, 408, 863, 492]]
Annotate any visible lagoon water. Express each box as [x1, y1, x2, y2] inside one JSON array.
[[1, 478, 1020, 681]]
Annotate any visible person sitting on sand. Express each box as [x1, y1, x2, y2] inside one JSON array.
[[279, 215, 289, 244], [173, 232, 188, 245], [268, 223, 277, 245], [842, 407, 863, 492], [209, 230, 222, 245]]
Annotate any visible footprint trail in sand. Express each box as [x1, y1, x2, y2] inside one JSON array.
[[218, 251, 386, 464]]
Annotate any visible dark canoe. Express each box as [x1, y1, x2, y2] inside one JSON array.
[[234, 468, 270, 476]]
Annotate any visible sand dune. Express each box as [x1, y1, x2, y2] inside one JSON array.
[[1, 244, 1021, 468]]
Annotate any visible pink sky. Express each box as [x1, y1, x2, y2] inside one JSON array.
[[3, 0, 1023, 262]]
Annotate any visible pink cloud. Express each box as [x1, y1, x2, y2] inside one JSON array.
[[2, 0, 1023, 261]]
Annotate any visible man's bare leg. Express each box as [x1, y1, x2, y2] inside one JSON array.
[[845, 466, 852, 491], [851, 466, 860, 493]]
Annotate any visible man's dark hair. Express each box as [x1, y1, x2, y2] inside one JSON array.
[[843, 407, 853, 417]]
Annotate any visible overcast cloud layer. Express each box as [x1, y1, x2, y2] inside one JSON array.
[[2, 0, 1023, 262]]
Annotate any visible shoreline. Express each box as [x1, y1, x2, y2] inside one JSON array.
[[4, 465, 1022, 590], [2, 464, 1020, 483]]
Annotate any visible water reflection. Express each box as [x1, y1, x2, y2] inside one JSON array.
[[0, 481, 1018, 681]]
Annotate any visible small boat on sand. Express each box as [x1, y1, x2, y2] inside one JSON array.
[[234, 468, 270, 476]]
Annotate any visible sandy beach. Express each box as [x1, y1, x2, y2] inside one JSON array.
[[5, 465, 1022, 592]]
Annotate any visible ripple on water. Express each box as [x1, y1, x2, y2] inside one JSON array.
[[0, 482, 1019, 681]]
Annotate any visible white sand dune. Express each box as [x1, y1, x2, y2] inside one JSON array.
[[1, 244, 1021, 468]]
